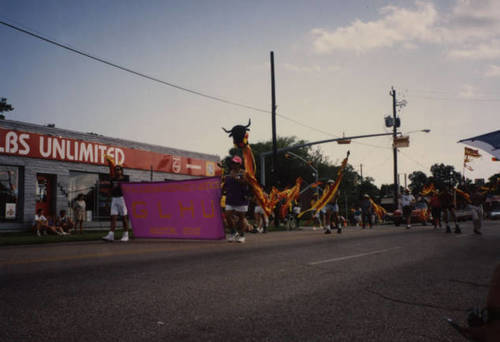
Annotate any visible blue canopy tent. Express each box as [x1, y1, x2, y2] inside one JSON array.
[[458, 130, 500, 160]]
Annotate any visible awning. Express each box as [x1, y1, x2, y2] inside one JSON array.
[[458, 130, 500, 160]]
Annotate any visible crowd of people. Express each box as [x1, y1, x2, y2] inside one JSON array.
[[219, 160, 493, 243]]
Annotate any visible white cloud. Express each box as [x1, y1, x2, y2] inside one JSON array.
[[282, 63, 339, 73], [448, 42, 500, 60], [485, 64, 500, 77], [458, 84, 478, 99], [311, 2, 439, 54], [310, 0, 500, 60]]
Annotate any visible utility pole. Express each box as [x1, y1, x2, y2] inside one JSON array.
[[390, 87, 399, 209], [360, 164, 363, 181], [270, 51, 278, 187]]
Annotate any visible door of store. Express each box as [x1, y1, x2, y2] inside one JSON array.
[[36, 174, 55, 217]]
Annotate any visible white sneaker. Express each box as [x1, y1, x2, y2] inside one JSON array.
[[102, 231, 114, 242], [236, 234, 245, 243], [120, 232, 129, 242], [227, 233, 237, 242], [36, 230, 41, 237], [257, 227, 263, 233]]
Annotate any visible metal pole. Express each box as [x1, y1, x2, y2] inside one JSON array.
[[260, 154, 266, 187], [391, 87, 399, 209], [270, 51, 278, 187]]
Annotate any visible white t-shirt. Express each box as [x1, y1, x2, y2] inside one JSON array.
[[33, 214, 47, 224], [401, 194, 415, 207]]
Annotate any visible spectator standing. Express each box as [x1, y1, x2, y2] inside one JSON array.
[[222, 156, 249, 243], [401, 189, 416, 229], [360, 194, 373, 229], [73, 194, 86, 234]]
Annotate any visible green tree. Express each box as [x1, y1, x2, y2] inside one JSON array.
[[487, 173, 500, 194], [379, 184, 396, 198], [408, 171, 428, 194], [429, 163, 461, 189]]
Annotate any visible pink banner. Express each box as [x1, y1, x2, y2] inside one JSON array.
[[121, 177, 225, 240]]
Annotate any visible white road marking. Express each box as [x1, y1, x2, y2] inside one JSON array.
[[308, 247, 402, 266], [455, 234, 472, 238]]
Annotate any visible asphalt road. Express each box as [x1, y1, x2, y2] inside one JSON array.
[[1, 221, 499, 341]]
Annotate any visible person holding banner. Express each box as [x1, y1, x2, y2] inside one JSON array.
[[102, 162, 131, 242], [223, 155, 249, 243]]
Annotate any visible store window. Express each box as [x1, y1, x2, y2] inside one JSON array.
[[68, 172, 112, 221], [0, 166, 21, 221]]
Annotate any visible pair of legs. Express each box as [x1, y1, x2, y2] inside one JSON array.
[[103, 196, 130, 242], [325, 209, 341, 233], [110, 214, 129, 232], [33, 221, 66, 236], [74, 219, 84, 234], [431, 207, 441, 228], [254, 207, 268, 232], [226, 209, 247, 242], [361, 212, 372, 228], [442, 207, 460, 233], [470, 204, 483, 234], [403, 205, 412, 228], [60, 222, 73, 234]]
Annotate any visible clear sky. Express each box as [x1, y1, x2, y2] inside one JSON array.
[[1, 0, 498, 186]]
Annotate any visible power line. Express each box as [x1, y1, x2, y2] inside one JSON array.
[[0, 19, 338, 139], [412, 95, 500, 102], [0, 19, 271, 114], [0, 18, 395, 147]]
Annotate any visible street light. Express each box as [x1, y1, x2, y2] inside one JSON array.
[[403, 129, 431, 135], [285, 151, 318, 185]]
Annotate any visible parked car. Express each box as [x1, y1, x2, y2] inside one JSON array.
[[486, 196, 500, 220], [393, 202, 431, 226], [380, 197, 397, 224]]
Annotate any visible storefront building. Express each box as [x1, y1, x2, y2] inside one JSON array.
[[0, 119, 221, 231]]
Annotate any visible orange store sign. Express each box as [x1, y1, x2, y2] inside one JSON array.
[[0, 127, 220, 177]]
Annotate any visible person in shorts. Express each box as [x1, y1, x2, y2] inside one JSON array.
[[401, 189, 415, 229], [222, 156, 249, 243], [73, 193, 86, 234], [102, 164, 131, 242]]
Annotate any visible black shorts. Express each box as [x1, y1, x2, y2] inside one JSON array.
[[403, 206, 412, 217]]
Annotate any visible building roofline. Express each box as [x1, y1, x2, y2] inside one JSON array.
[[0, 118, 220, 160]]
